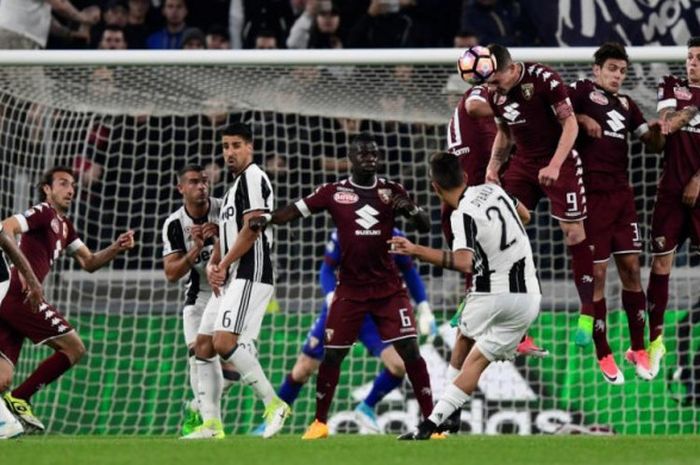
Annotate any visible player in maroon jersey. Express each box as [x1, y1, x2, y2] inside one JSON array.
[[0, 166, 135, 432], [481, 43, 596, 348], [569, 42, 664, 384], [0, 223, 45, 439], [646, 37, 700, 379], [250, 132, 435, 440]]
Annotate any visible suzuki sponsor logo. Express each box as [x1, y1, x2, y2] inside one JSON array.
[[355, 204, 380, 230]]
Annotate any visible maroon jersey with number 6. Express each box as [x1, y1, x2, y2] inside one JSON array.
[[294, 178, 409, 299]]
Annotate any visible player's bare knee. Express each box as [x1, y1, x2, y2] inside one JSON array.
[[563, 226, 586, 245], [195, 335, 216, 358], [212, 332, 238, 357], [651, 255, 673, 275], [63, 336, 86, 365], [380, 347, 406, 376], [0, 361, 13, 392], [291, 361, 314, 383], [618, 264, 642, 290]]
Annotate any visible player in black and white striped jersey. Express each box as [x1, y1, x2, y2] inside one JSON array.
[[161, 165, 228, 436], [390, 152, 542, 440], [183, 123, 289, 440]]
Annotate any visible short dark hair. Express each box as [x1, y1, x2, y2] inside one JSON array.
[[594, 42, 628, 66], [177, 164, 204, 179], [349, 132, 378, 155], [429, 152, 463, 190], [488, 43, 511, 72], [221, 122, 253, 143], [37, 166, 74, 201], [688, 36, 700, 48]]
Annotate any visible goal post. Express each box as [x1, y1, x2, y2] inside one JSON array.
[[0, 47, 697, 435]]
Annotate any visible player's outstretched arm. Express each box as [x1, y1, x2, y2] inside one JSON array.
[[388, 236, 472, 274], [539, 112, 579, 187], [486, 123, 513, 184], [0, 230, 43, 311], [163, 224, 204, 283], [249, 204, 303, 232], [73, 230, 135, 272]]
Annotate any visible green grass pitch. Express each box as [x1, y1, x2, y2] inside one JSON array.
[[2, 435, 699, 465]]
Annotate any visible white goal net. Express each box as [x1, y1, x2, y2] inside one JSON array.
[[0, 48, 697, 435]]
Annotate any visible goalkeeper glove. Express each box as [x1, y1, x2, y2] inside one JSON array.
[[416, 301, 437, 340]]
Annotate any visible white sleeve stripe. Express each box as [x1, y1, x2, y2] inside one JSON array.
[[14, 214, 28, 233], [242, 207, 270, 214], [295, 199, 311, 217], [466, 95, 487, 103], [66, 239, 84, 255], [634, 123, 649, 137], [657, 98, 676, 112], [245, 169, 266, 211]]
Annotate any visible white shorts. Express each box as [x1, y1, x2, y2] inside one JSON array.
[[195, 292, 222, 338], [214, 279, 273, 341], [459, 292, 541, 362], [182, 291, 213, 345]]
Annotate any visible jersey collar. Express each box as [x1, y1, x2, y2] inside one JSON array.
[[184, 199, 211, 222], [348, 176, 378, 189]]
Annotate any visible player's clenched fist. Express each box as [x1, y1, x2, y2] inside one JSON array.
[[115, 230, 136, 250], [392, 195, 418, 218], [538, 164, 560, 187], [201, 222, 218, 240], [206, 262, 226, 297], [485, 167, 500, 185]]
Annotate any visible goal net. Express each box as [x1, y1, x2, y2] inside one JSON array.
[[0, 48, 697, 435]]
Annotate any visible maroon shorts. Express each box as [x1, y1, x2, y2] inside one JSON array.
[[585, 188, 642, 262], [503, 151, 587, 222], [325, 287, 416, 348], [650, 191, 700, 255], [0, 277, 73, 364], [0, 323, 22, 366]]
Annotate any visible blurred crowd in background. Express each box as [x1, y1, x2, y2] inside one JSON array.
[[0, 0, 699, 51]]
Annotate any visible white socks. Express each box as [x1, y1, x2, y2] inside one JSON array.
[[446, 364, 460, 383], [196, 356, 223, 423], [428, 382, 470, 426], [222, 344, 276, 405], [188, 355, 200, 412]]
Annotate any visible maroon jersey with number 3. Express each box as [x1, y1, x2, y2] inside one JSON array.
[[294, 178, 408, 298], [568, 79, 648, 192], [489, 62, 571, 161], [656, 75, 700, 198], [13, 202, 83, 283]]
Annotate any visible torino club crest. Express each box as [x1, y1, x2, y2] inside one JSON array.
[[378, 189, 392, 204]]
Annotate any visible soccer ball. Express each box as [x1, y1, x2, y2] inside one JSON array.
[[457, 46, 496, 84]]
